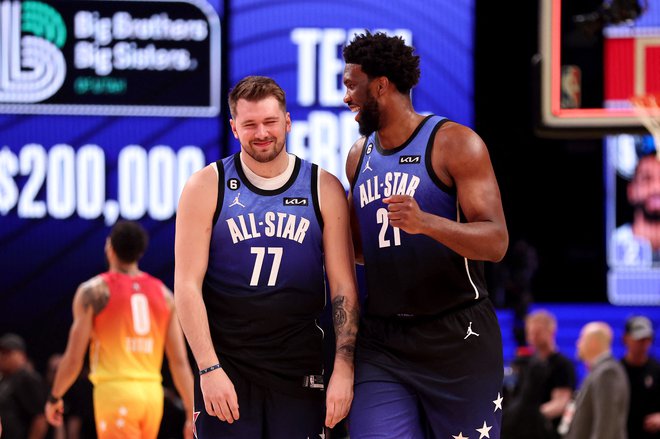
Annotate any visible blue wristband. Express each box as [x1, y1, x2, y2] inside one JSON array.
[[199, 363, 222, 376]]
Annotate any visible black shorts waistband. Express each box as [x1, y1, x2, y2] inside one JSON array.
[[363, 297, 489, 325]]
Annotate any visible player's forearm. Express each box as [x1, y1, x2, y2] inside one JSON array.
[[50, 351, 85, 399], [420, 213, 508, 262], [331, 291, 359, 366], [170, 360, 195, 420], [174, 284, 219, 370]]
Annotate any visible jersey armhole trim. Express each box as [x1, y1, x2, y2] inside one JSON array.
[[212, 160, 224, 226], [424, 118, 455, 195], [311, 164, 324, 231], [349, 139, 367, 193]]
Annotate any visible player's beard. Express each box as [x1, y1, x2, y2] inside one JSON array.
[[358, 93, 381, 136], [636, 202, 660, 222], [243, 136, 285, 163]]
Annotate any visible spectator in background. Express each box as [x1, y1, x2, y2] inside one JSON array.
[[612, 141, 660, 267], [502, 309, 576, 439], [621, 315, 660, 438], [0, 333, 49, 439], [560, 321, 629, 439]]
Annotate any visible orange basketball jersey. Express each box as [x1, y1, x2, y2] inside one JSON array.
[[89, 271, 171, 384]]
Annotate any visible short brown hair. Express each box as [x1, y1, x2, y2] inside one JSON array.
[[228, 75, 286, 118]]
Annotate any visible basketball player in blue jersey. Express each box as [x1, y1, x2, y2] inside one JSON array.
[[342, 32, 509, 438], [174, 76, 360, 439]]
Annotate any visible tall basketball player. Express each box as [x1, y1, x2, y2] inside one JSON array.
[[45, 220, 194, 439], [343, 31, 509, 438], [174, 76, 360, 439]]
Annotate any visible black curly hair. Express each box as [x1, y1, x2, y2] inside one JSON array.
[[110, 220, 148, 264], [343, 31, 420, 94]]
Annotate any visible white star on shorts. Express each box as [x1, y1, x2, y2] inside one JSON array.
[[493, 392, 504, 411], [476, 421, 492, 439]]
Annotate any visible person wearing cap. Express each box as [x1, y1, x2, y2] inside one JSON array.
[[621, 315, 660, 438], [560, 321, 630, 439], [0, 333, 49, 439]]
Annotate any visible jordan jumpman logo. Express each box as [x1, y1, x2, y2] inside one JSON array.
[[362, 156, 373, 173], [229, 192, 245, 208], [464, 321, 480, 339]]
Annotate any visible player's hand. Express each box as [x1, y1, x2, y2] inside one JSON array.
[[200, 368, 240, 423], [45, 399, 65, 426], [383, 195, 428, 235], [325, 361, 354, 428]]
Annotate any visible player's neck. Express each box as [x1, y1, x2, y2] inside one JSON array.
[[240, 151, 295, 190], [240, 147, 289, 178], [377, 105, 425, 149], [111, 262, 141, 276]]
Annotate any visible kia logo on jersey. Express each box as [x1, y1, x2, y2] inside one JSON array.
[[399, 155, 421, 164], [283, 197, 308, 206]]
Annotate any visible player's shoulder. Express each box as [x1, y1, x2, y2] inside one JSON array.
[[317, 166, 344, 192], [78, 274, 107, 292], [435, 120, 481, 143], [348, 136, 368, 157], [189, 161, 220, 186], [178, 161, 221, 208], [74, 274, 110, 313], [433, 120, 487, 158]]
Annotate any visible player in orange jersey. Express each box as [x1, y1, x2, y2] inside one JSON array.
[[44, 220, 194, 439]]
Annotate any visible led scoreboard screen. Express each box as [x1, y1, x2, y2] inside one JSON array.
[[0, 0, 223, 344]]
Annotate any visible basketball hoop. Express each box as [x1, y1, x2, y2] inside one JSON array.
[[630, 94, 660, 160]]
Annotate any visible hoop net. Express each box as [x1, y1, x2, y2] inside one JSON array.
[[631, 94, 660, 160]]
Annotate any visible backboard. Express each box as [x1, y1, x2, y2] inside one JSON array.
[[538, 0, 660, 137]]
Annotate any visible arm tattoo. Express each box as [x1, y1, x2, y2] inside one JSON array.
[[333, 296, 347, 328], [80, 279, 109, 315], [332, 295, 358, 362]]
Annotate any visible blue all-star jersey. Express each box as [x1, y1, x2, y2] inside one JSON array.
[[202, 153, 326, 396], [351, 115, 489, 318]]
